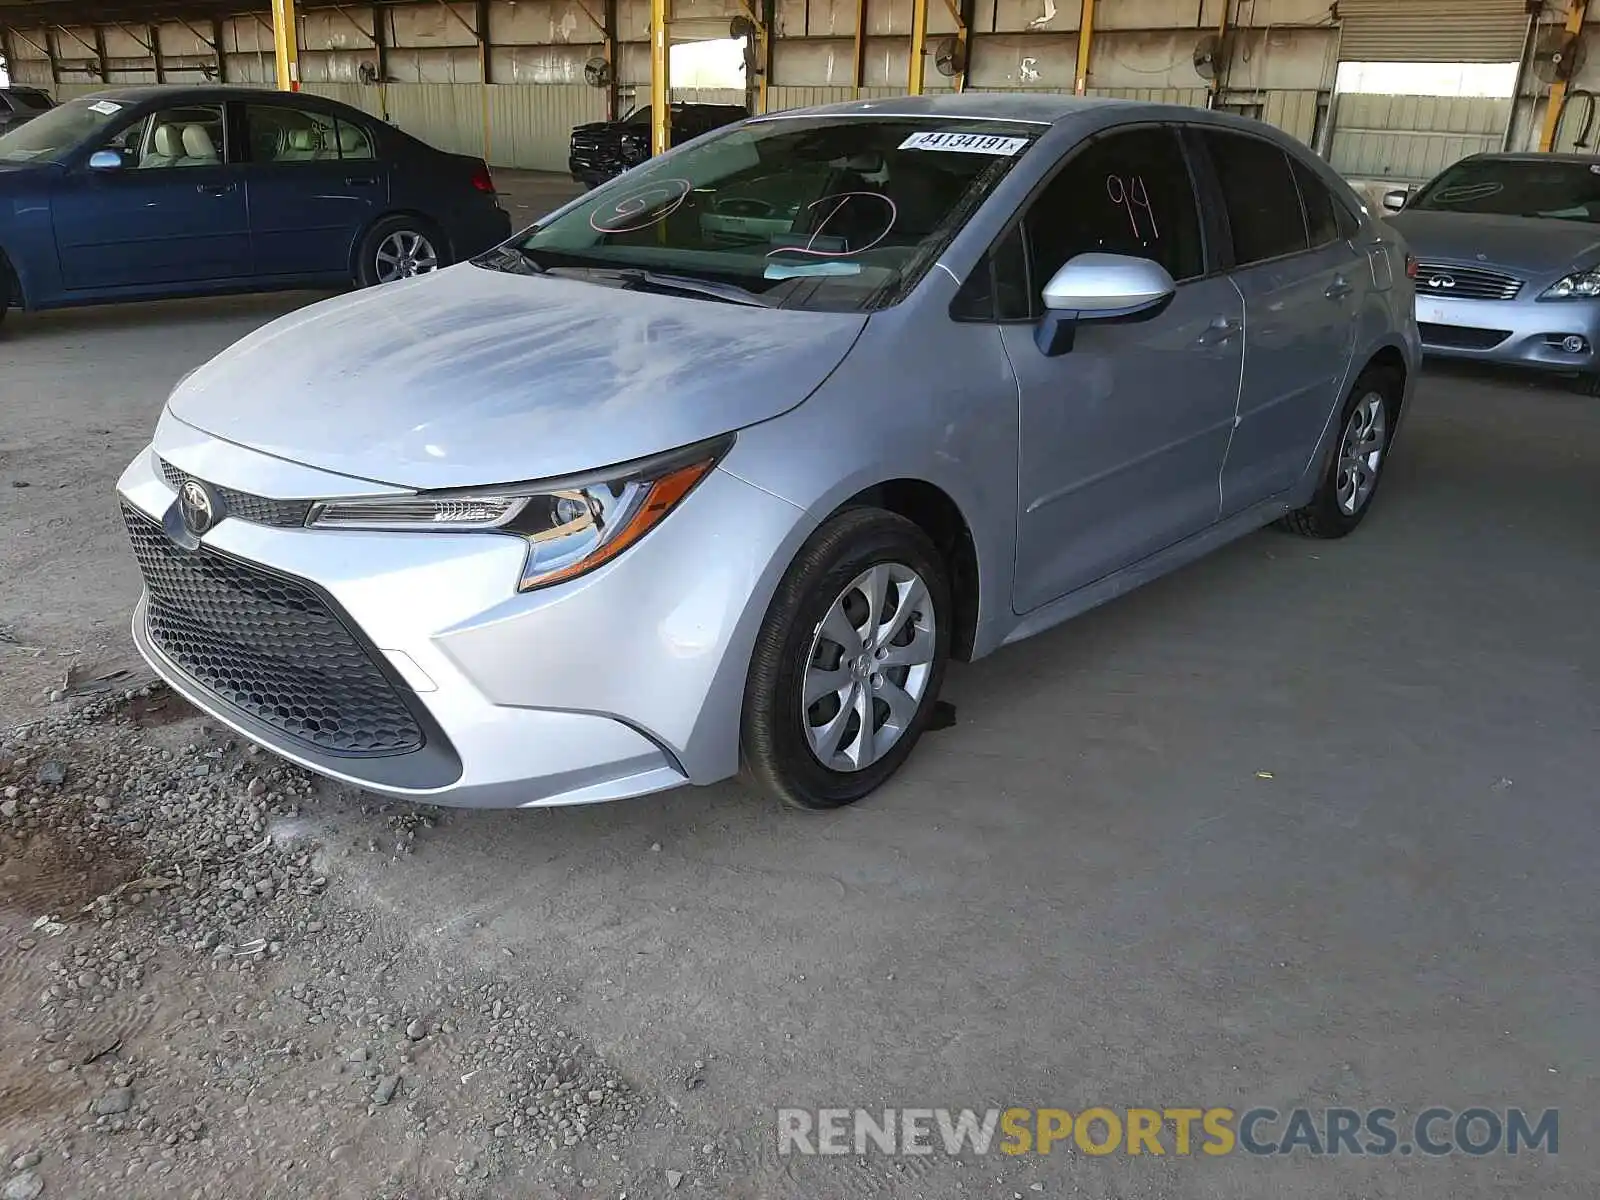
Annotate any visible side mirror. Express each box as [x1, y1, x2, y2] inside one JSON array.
[[1381, 188, 1408, 213], [1035, 253, 1176, 357], [87, 149, 124, 171]]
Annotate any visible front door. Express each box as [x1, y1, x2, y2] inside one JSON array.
[[241, 102, 386, 277], [53, 103, 249, 291], [1004, 125, 1243, 614], [1196, 129, 1363, 512]]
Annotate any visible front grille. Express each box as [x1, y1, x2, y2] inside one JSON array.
[[123, 504, 424, 757], [1419, 322, 1511, 350], [1414, 261, 1522, 301], [159, 458, 312, 529]]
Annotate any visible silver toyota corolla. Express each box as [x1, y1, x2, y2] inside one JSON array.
[[1386, 152, 1600, 392], [117, 95, 1420, 811]]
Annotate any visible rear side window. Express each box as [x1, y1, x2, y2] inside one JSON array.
[[1291, 157, 1342, 247], [1023, 125, 1205, 290], [1201, 130, 1309, 265], [335, 118, 375, 160]]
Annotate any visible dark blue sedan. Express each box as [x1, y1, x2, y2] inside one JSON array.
[[0, 85, 513, 327]]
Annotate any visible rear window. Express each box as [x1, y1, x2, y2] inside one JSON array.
[[1200, 129, 1310, 266]]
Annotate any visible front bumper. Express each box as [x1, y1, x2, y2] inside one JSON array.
[[115, 422, 802, 808], [1415, 291, 1600, 371]]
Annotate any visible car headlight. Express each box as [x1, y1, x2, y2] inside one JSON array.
[[1541, 268, 1600, 299], [307, 435, 731, 591]]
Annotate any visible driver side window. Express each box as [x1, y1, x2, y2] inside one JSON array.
[[1021, 126, 1205, 307], [103, 105, 226, 170]]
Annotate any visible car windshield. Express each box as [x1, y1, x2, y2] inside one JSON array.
[[0, 95, 126, 163], [487, 115, 1041, 312], [1409, 158, 1600, 223]]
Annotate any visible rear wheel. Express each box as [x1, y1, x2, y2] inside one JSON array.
[[355, 216, 447, 288], [1276, 366, 1399, 538], [741, 508, 951, 810]]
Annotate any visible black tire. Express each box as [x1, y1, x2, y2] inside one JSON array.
[[1276, 366, 1400, 539], [1574, 371, 1600, 397], [354, 215, 449, 288], [741, 508, 952, 810], [0, 256, 12, 330]]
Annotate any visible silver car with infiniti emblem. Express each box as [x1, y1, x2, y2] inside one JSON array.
[[1385, 152, 1600, 393]]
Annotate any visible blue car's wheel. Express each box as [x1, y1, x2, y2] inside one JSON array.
[[356, 216, 447, 288]]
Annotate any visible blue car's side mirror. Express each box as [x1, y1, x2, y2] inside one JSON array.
[[88, 150, 124, 171]]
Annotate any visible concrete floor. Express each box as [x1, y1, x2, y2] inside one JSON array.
[[1, 190, 1596, 1195]]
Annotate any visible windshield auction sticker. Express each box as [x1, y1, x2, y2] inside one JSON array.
[[899, 131, 1029, 155]]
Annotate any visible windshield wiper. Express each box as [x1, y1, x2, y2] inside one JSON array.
[[472, 244, 545, 275], [613, 269, 775, 308]]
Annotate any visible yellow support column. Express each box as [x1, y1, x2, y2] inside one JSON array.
[[1541, 0, 1590, 151], [906, 0, 928, 95], [270, 0, 300, 91], [650, 0, 671, 156], [1074, 0, 1094, 95]]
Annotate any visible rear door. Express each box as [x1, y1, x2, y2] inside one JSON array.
[[240, 101, 386, 278], [1195, 128, 1363, 512], [52, 102, 250, 290]]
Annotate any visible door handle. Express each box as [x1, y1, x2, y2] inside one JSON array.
[[345, 176, 379, 187], [196, 183, 236, 196], [1325, 276, 1354, 299], [1198, 316, 1242, 346]]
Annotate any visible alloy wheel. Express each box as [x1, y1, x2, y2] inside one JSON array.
[[1336, 391, 1387, 516], [374, 230, 439, 283], [802, 562, 937, 772]]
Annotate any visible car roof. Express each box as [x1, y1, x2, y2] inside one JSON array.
[[752, 91, 1280, 130], [63, 84, 350, 108], [1456, 150, 1600, 164]]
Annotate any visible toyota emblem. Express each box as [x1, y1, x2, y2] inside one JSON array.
[[1427, 274, 1456, 289], [179, 479, 218, 536]]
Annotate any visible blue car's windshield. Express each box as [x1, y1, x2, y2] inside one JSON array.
[[0, 95, 128, 164], [486, 115, 1042, 312], [1410, 157, 1600, 223]]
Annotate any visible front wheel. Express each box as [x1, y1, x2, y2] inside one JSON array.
[[1276, 367, 1399, 538], [355, 216, 448, 288], [741, 509, 951, 810]]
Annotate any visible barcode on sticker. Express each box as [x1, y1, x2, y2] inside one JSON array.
[[899, 131, 1029, 156]]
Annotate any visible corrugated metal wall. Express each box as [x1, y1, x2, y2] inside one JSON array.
[[5, 0, 1589, 186], [1329, 94, 1510, 182], [1336, 0, 1529, 64]]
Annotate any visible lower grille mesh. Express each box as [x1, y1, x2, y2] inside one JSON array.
[[123, 504, 423, 756]]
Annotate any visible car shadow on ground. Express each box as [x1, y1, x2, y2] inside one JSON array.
[[8, 290, 337, 338]]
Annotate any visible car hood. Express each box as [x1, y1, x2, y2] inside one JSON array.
[[167, 264, 868, 490], [0, 158, 49, 179], [1388, 209, 1600, 278]]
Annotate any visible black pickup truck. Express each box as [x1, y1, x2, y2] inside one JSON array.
[[0, 87, 54, 135], [568, 102, 748, 188]]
